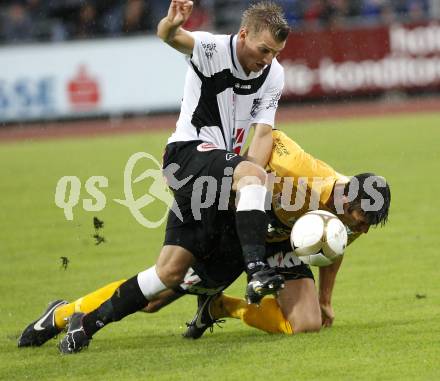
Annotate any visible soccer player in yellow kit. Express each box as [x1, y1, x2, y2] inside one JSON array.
[[182, 129, 390, 337], [17, 130, 390, 348]]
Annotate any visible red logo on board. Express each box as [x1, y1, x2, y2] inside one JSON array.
[[67, 65, 100, 109]]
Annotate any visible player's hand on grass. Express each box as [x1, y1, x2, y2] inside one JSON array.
[[320, 303, 334, 327], [167, 0, 193, 27]]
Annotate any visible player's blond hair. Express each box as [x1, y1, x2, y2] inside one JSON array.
[[241, 1, 290, 42]]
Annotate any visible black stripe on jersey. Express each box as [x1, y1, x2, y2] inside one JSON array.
[[232, 66, 271, 95], [190, 61, 228, 145], [189, 60, 271, 142], [230, 35, 238, 70]]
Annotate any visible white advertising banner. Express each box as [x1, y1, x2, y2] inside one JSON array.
[[279, 22, 440, 99], [0, 36, 188, 122]]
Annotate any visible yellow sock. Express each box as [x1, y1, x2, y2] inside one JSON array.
[[54, 279, 126, 329], [213, 294, 293, 334]]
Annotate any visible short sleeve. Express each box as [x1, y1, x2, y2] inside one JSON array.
[[189, 31, 226, 76], [251, 62, 285, 128]]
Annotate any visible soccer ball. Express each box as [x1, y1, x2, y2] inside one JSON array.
[[290, 210, 348, 267]]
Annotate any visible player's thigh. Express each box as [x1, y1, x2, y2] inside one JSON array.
[[156, 245, 195, 287], [277, 278, 321, 333]]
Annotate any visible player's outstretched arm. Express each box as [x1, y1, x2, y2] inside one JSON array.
[[319, 256, 343, 327], [157, 0, 195, 55], [246, 123, 273, 169]]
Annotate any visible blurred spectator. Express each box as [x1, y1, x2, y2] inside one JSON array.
[[213, 0, 248, 33], [122, 0, 154, 35], [361, 0, 386, 21], [25, 0, 51, 39], [44, 0, 85, 40], [406, 0, 429, 21], [183, 0, 212, 31], [303, 0, 324, 27], [73, 2, 100, 39], [347, 0, 363, 17], [95, 0, 123, 37], [2, 2, 34, 43], [320, 0, 351, 28], [380, 2, 398, 24], [278, 0, 307, 28]]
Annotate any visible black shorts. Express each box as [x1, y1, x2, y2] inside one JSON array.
[[173, 210, 244, 295], [175, 237, 314, 295], [163, 140, 244, 259], [265, 240, 314, 281]]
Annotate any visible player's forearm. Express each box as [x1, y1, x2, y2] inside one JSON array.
[[318, 256, 343, 304], [157, 18, 179, 43], [246, 124, 273, 169], [157, 18, 194, 55]]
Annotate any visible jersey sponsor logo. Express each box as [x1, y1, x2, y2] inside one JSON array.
[[273, 137, 290, 156], [201, 42, 217, 60], [234, 83, 251, 90], [266, 91, 282, 110], [250, 98, 262, 118], [197, 142, 219, 152]]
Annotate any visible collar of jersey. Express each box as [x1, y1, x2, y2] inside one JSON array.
[[230, 35, 265, 80]]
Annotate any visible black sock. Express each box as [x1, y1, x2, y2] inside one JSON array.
[[235, 210, 268, 275], [82, 275, 149, 337]]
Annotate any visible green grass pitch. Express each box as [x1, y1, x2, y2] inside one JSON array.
[[0, 111, 439, 380]]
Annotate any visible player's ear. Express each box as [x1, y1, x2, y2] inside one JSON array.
[[340, 196, 351, 214], [238, 27, 248, 41], [340, 195, 348, 205]]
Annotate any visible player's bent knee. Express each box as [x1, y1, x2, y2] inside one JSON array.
[[156, 268, 186, 288], [291, 315, 322, 333], [156, 262, 187, 288], [233, 161, 267, 190], [156, 246, 194, 288]]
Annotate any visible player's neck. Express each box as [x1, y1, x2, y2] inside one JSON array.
[[235, 38, 251, 76]]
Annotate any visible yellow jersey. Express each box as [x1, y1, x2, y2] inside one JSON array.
[[266, 130, 360, 245]]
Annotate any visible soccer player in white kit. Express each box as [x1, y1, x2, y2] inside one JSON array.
[[160, 0, 289, 303]]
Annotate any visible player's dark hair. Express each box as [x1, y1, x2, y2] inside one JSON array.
[[241, 1, 290, 42], [344, 173, 391, 227]]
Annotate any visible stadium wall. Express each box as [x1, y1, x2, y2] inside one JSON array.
[[1, 22, 440, 123], [0, 36, 187, 123]]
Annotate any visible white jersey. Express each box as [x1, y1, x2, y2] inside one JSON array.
[[167, 32, 285, 154]]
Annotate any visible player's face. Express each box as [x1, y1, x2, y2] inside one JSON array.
[[237, 28, 285, 74], [342, 207, 370, 234]]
